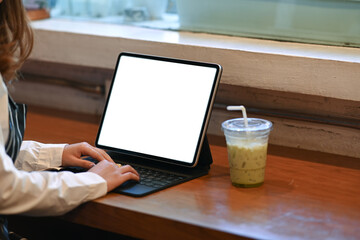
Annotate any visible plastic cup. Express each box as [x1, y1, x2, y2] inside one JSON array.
[[222, 118, 273, 188]]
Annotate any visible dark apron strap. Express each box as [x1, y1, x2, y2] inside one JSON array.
[[5, 95, 27, 161], [0, 217, 10, 240]]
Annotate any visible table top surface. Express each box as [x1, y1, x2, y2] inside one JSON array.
[[24, 107, 360, 240]]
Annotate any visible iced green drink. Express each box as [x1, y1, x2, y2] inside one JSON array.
[[222, 117, 272, 188]]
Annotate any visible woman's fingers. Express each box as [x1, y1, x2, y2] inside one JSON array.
[[78, 142, 115, 163], [88, 161, 139, 191], [71, 157, 96, 169], [117, 164, 139, 175], [62, 142, 115, 168], [116, 172, 140, 185], [87, 146, 113, 163]]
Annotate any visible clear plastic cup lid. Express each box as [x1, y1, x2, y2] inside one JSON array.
[[222, 118, 273, 133]]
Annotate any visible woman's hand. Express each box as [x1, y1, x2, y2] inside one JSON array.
[[62, 142, 114, 169], [88, 161, 140, 192]]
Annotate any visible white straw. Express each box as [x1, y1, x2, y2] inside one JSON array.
[[227, 105, 249, 128]]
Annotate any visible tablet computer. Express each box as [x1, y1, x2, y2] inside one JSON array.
[[96, 52, 222, 168]]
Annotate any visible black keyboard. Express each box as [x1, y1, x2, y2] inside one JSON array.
[[59, 157, 191, 196], [133, 165, 186, 188]]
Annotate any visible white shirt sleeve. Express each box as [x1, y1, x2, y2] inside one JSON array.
[[0, 142, 107, 216], [14, 141, 66, 171]]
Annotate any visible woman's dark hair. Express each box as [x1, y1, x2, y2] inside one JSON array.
[[0, 0, 33, 81]]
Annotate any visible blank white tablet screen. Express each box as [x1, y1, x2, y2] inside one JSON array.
[[97, 55, 217, 164]]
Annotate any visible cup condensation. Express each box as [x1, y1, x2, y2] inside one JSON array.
[[222, 118, 273, 188]]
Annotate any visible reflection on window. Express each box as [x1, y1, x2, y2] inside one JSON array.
[[49, 0, 178, 29], [42, 0, 360, 48]]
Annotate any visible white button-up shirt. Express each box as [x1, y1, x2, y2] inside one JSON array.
[[0, 75, 107, 216]]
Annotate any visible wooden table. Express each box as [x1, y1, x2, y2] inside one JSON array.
[[23, 107, 360, 240]]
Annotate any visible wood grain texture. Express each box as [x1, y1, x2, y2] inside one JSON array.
[[24, 106, 360, 240]]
